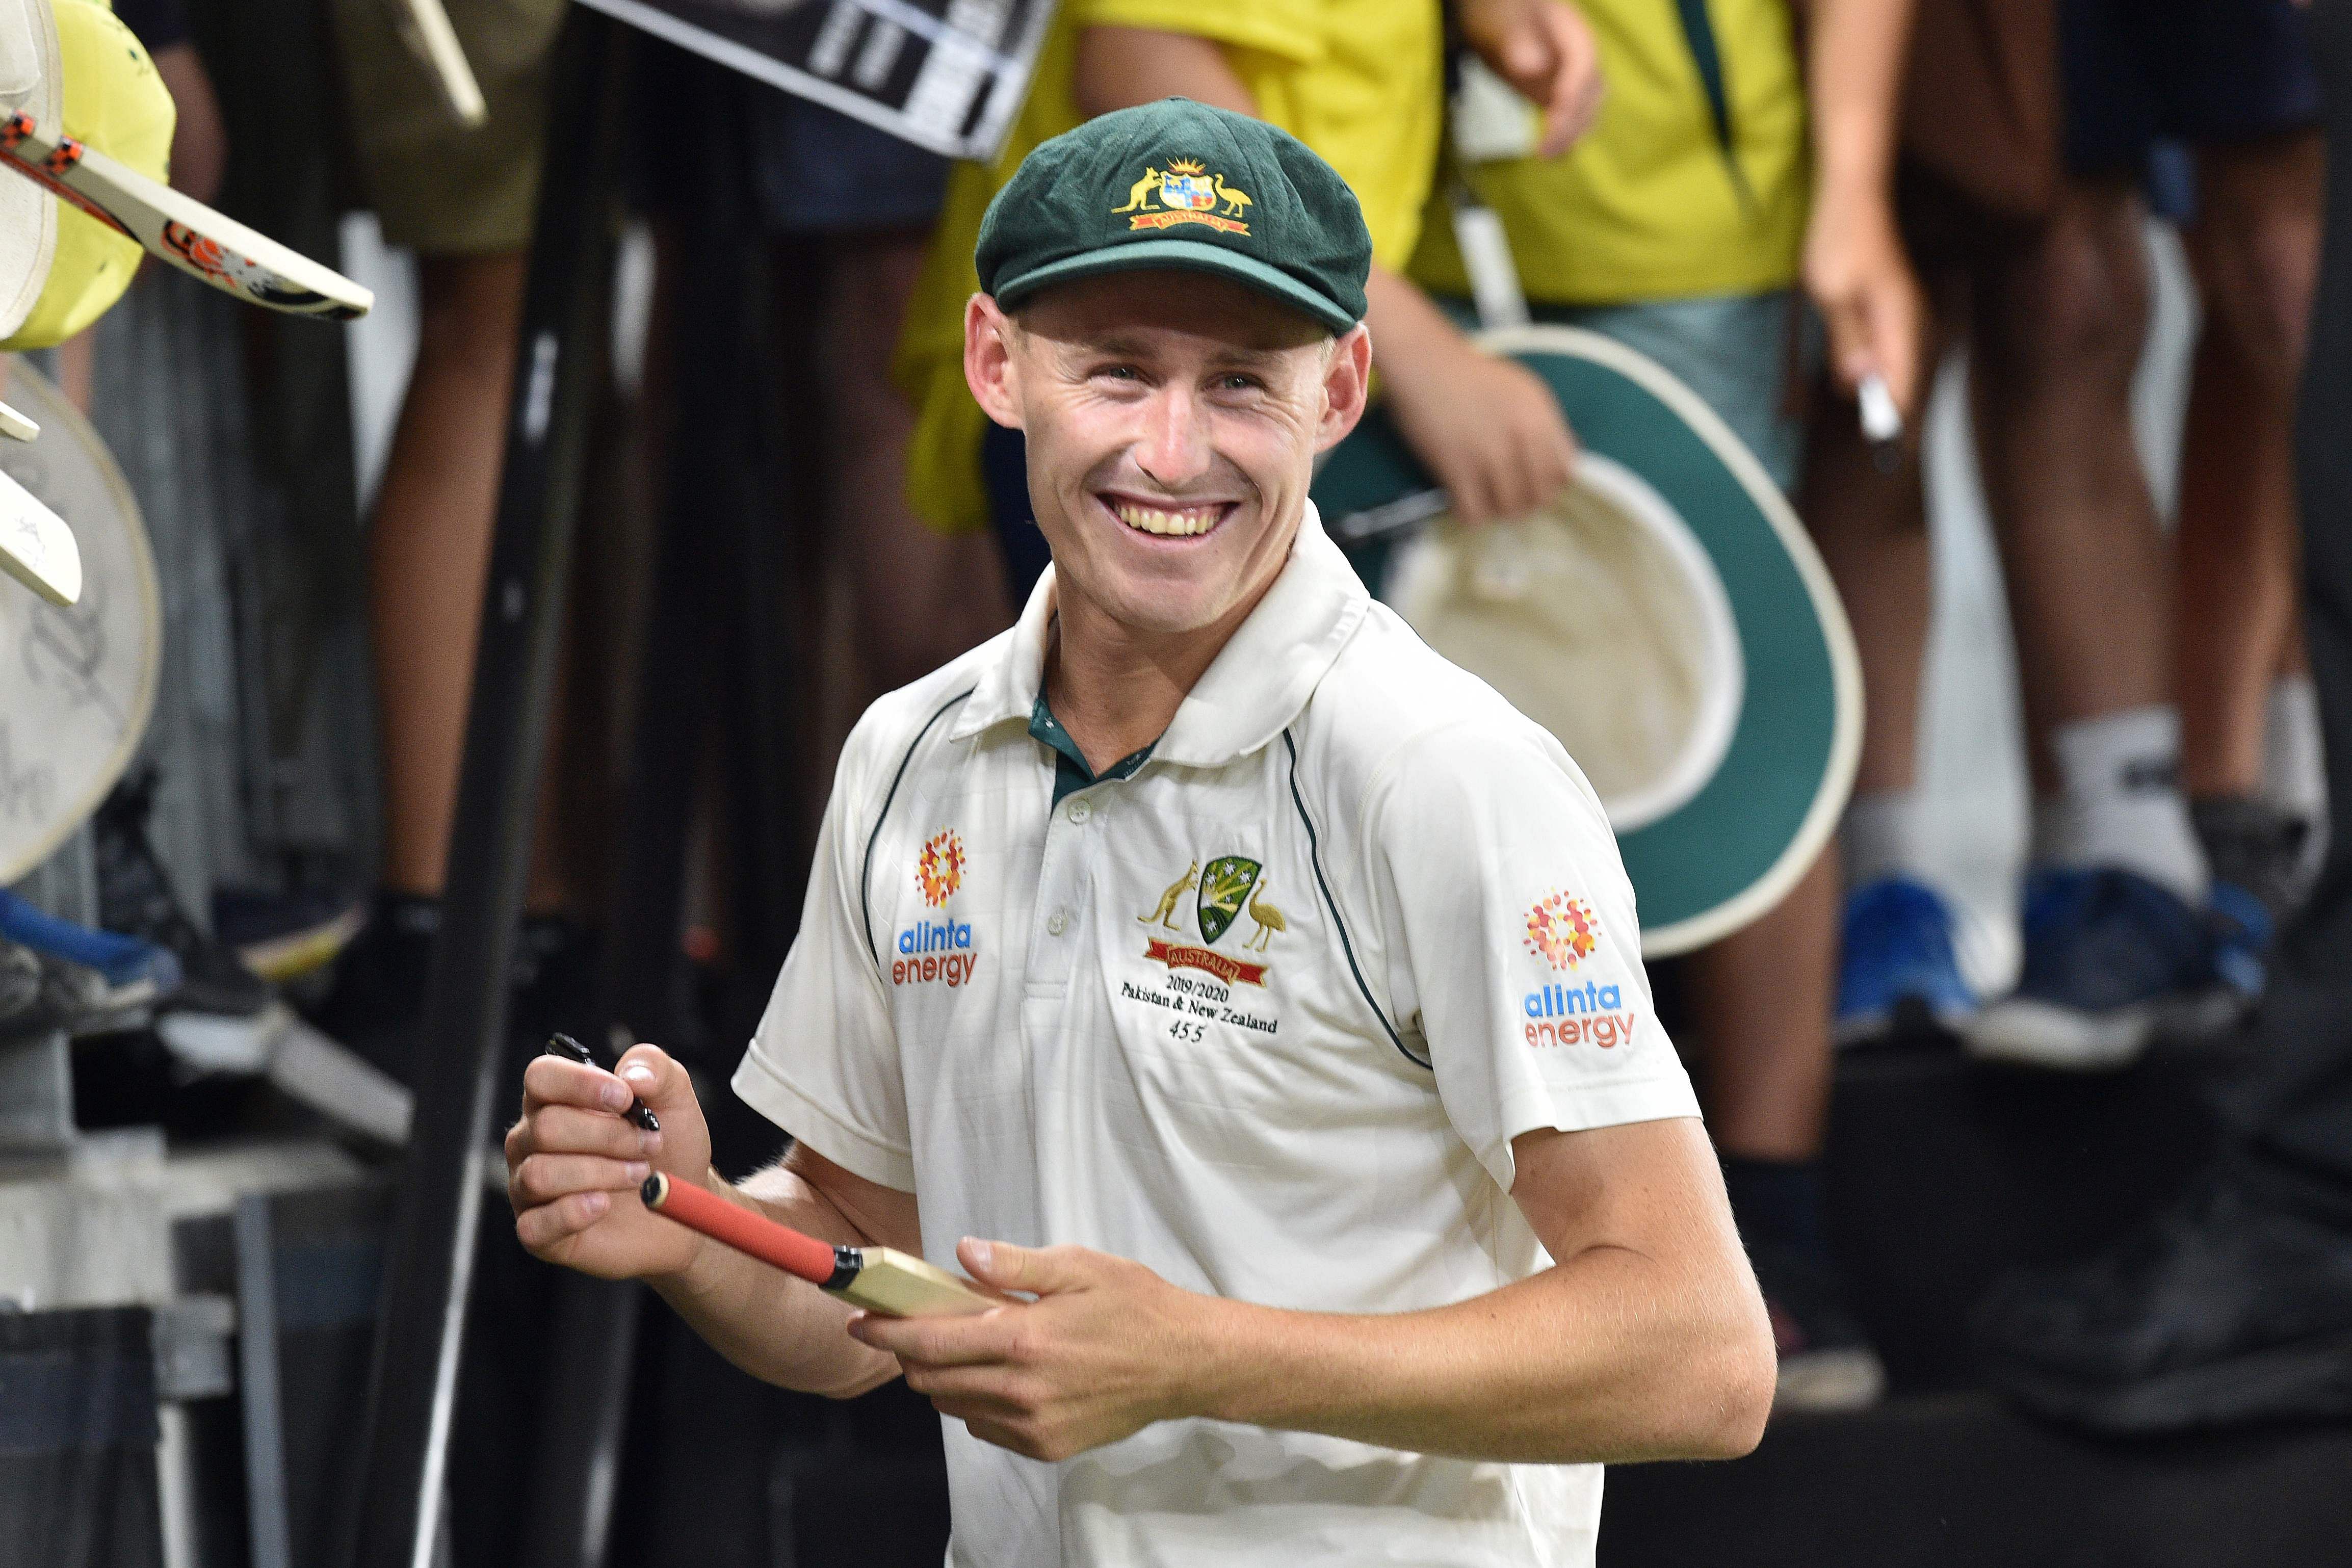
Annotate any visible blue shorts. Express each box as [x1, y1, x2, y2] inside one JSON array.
[[749, 93, 951, 236], [2063, 0, 2320, 180]]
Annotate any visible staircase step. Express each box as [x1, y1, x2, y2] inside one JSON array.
[[1602, 1392, 2352, 1568], [1824, 1038, 2219, 1390]]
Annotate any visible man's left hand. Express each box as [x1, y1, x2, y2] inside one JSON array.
[[1802, 184, 1925, 414], [848, 1239, 1212, 1462]]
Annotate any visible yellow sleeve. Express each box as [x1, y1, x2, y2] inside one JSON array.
[[1068, 0, 1325, 64]]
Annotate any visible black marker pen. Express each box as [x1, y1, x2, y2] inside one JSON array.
[[544, 1032, 659, 1132]]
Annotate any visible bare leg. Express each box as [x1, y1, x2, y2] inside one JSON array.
[[820, 229, 1013, 697], [1800, 319, 1950, 798], [1969, 180, 2171, 790], [1690, 850, 1840, 1160], [368, 251, 527, 898], [2176, 132, 2322, 799]]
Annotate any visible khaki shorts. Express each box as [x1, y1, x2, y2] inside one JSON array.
[[332, 0, 567, 253]]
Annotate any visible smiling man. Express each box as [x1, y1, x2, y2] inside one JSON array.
[[504, 99, 1774, 1565]]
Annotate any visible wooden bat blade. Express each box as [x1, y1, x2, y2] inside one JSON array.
[[0, 400, 35, 443], [395, 0, 489, 126], [0, 113, 373, 320], [0, 465, 82, 606], [835, 1247, 993, 1318]]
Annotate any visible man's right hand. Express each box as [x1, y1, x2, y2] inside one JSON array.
[[506, 1043, 712, 1282], [1364, 267, 1580, 526]]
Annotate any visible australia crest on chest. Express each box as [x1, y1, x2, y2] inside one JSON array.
[[1122, 838, 1294, 1042]]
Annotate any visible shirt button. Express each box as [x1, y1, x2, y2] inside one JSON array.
[[1067, 798, 1091, 824], [1046, 909, 1069, 936]]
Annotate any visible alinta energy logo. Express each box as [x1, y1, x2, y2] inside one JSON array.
[[916, 829, 964, 907], [1524, 892, 1599, 971], [1520, 891, 1635, 1050], [897, 830, 978, 989]]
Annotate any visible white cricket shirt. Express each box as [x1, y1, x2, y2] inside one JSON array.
[[735, 504, 1702, 1567]]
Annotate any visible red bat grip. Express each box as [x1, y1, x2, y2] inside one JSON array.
[[642, 1171, 840, 1286]]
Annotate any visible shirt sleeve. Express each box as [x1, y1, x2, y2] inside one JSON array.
[[731, 737, 916, 1190], [1365, 720, 1702, 1194], [1067, 0, 1324, 64]]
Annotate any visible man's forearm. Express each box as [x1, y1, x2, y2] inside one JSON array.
[[1180, 1244, 1772, 1463], [1802, 0, 1917, 201], [648, 1166, 902, 1397]]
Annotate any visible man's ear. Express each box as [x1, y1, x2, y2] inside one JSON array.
[[964, 293, 1026, 430], [1313, 323, 1374, 453]]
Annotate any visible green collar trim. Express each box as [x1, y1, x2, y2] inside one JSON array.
[[1031, 693, 1156, 808]]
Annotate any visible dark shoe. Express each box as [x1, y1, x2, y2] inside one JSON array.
[[2192, 797, 2313, 1008], [1752, 1240, 1887, 1412], [305, 894, 441, 1085], [95, 770, 270, 1019], [2192, 796, 2314, 930], [1974, 1179, 2352, 1433], [1965, 868, 2223, 1072], [212, 885, 368, 985]]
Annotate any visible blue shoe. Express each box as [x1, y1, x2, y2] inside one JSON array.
[[2204, 879, 2272, 1003], [1836, 876, 1978, 1044], [1964, 868, 2215, 1072], [0, 888, 180, 1003]]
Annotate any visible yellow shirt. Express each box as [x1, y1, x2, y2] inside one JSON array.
[[1410, 0, 1809, 307], [896, 0, 1445, 534]]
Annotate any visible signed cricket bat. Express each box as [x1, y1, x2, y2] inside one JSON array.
[[641, 1171, 992, 1318], [0, 112, 372, 320], [0, 464, 81, 606]]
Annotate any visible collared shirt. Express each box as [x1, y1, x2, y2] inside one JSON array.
[[735, 504, 1700, 1568]]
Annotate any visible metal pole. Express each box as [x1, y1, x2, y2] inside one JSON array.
[[347, 14, 631, 1568], [234, 1194, 292, 1568]]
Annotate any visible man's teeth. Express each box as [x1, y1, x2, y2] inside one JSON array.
[[1114, 500, 1222, 537]]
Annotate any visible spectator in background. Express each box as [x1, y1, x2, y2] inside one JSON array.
[[744, 93, 1015, 752], [1408, 0, 1921, 1408], [322, 0, 572, 1058], [893, 0, 1598, 602], [1959, 0, 2326, 1064], [1974, 0, 2352, 1433], [2077, 3, 2334, 970], [323, 4, 999, 1054], [1816, 0, 2310, 1074]]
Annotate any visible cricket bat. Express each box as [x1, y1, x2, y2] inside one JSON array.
[[641, 1171, 992, 1318], [393, 0, 488, 127], [0, 464, 82, 605], [0, 400, 34, 442], [0, 113, 372, 320]]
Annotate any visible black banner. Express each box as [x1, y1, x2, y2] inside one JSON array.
[[572, 0, 1053, 159]]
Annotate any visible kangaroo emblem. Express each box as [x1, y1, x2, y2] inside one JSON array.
[[1140, 860, 1199, 929], [1113, 167, 1162, 214], [1242, 877, 1286, 952], [1213, 174, 1253, 219]]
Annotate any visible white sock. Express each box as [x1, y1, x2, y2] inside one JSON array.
[[2031, 705, 2207, 902], [2265, 674, 2330, 885], [2263, 675, 2327, 822], [1842, 790, 1936, 889]]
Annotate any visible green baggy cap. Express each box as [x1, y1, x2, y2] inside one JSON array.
[[976, 97, 1372, 333]]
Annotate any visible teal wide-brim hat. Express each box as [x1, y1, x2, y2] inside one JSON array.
[[1313, 325, 1860, 956]]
